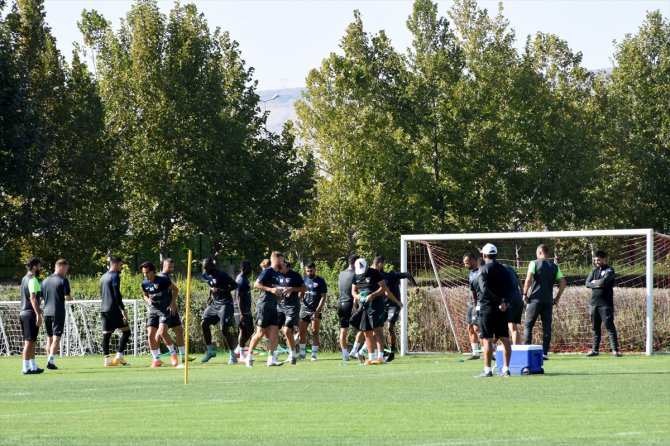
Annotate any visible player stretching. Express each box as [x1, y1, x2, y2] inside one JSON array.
[[338, 255, 359, 361], [275, 259, 306, 365], [247, 251, 285, 367], [352, 258, 390, 365], [157, 258, 194, 364], [463, 254, 481, 360], [100, 256, 131, 367], [141, 261, 179, 367], [372, 256, 410, 362], [298, 262, 328, 361], [19, 258, 44, 375], [200, 258, 239, 364], [234, 260, 254, 361], [42, 259, 72, 370]]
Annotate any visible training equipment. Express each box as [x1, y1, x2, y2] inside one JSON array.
[[0, 299, 149, 357], [495, 345, 544, 376], [400, 229, 670, 356]]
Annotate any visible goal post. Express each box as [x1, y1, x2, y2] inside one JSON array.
[[400, 229, 670, 356]]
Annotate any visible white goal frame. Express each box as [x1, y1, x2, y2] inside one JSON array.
[[400, 229, 663, 356]]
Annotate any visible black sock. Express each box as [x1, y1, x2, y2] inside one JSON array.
[[102, 332, 112, 356], [118, 330, 130, 355]]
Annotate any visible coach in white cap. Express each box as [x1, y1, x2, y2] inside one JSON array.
[[475, 243, 513, 378]]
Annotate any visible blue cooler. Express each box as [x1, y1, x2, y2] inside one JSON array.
[[495, 345, 544, 376]]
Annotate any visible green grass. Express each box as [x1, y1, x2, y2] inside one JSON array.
[[1, 353, 669, 445]]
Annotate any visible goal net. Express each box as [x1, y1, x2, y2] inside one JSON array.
[[0, 299, 150, 356], [399, 229, 670, 356]]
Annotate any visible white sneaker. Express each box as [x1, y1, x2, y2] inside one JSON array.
[[266, 360, 284, 367], [311, 354, 317, 362], [342, 354, 350, 361], [297, 353, 307, 361], [246, 358, 254, 368], [350, 351, 360, 360]]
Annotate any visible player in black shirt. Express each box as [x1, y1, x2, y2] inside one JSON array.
[[19, 257, 44, 375], [200, 258, 239, 364], [585, 250, 622, 357], [297, 262, 328, 361], [234, 260, 254, 361], [274, 261, 306, 365], [42, 259, 72, 370], [141, 261, 180, 367], [475, 244, 512, 378], [337, 255, 358, 361], [157, 259, 194, 364], [100, 256, 131, 367], [352, 258, 390, 365], [463, 254, 482, 360], [372, 256, 409, 363]]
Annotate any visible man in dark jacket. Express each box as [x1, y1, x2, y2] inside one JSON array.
[[585, 250, 622, 357]]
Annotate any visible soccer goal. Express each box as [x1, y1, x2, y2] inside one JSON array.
[[399, 229, 670, 356], [0, 299, 150, 356]]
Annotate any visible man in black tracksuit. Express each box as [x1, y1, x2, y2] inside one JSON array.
[[585, 250, 622, 357]]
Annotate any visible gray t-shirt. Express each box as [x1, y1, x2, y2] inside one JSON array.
[[42, 274, 71, 318], [338, 269, 356, 303]]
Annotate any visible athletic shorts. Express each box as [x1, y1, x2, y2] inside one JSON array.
[[506, 299, 523, 324], [147, 308, 171, 328], [234, 313, 253, 336], [166, 312, 182, 329], [44, 315, 65, 337], [256, 302, 279, 328], [278, 303, 300, 329], [338, 300, 353, 328], [358, 299, 385, 331], [385, 305, 400, 324], [299, 307, 321, 323], [202, 303, 235, 329], [479, 309, 509, 339], [466, 302, 480, 326], [20, 314, 39, 341], [101, 309, 129, 332]]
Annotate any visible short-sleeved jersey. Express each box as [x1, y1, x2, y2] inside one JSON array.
[[20, 273, 41, 316], [100, 271, 124, 312], [302, 275, 327, 310], [202, 269, 237, 305], [235, 273, 252, 314], [141, 274, 173, 311], [477, 260, 512, 311], [527, 259, 564, 303], [256, 267, 280, 305], [277, 270, 305, 306], [42, 273, 71, 317], [338, 269, 356, 303], [503, 264, 522, 302], [354, 268, 384, 296]]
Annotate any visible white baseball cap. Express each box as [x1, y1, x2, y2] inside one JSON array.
[[354, 258, 368, 274], [480, 243, 498, 255]]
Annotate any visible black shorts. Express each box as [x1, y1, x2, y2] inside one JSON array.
[[166, 313, 182, 329], [278, 303, 300, 329], [338, 301, 353, 328], [147, 308, 170, 329], [256, 302, 279, 328], [234, 313, 254, 336], [506, 299, 523, 324], [385, 305, 400, 324], [466, 302, 480, 326], [20, 314, 39, 341], [359, 299, 385, 331], [101, 309, 129, 332], [479, 309, 509, 339], [44, 315, 65, 337], [299, 307, 321, 323], [202, 303, 235, 329]]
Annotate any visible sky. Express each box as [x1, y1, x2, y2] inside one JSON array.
[[37, 0, 670, 91]]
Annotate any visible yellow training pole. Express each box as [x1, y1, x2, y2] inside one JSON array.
[[184, 249, 193, 384]]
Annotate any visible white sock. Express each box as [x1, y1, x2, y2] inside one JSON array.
[[151, 349, 160, 361], [104, 355, 112, 364], [234, 345, 241, 354], [372, 349, 378, 360], [312, 346, 318, 355], [48, 354, 54, 363], [342, 348, 349, 356], [207, 344, 215, 352], [30, 359, 37, 370], [502, 366, 509, 374], [23, 360, 30, 373], [115, 352, 123, 359], [360, 345, 368, 354], [167, 344, 176, 354], [300, 344, 306, 354], [179, 346, 186, 357], [267, 351, 275, 364], [229, 350, 235, 357], [484, 366, 492, 374], [272, 351, 279, 361], [239, 347, 246, 360], [471, 343, 479, 354], [351, 342, 360, 354], [379, 350, 385, 360]]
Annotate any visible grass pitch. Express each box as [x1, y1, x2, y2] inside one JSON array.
[[1, 352, 669, 445]]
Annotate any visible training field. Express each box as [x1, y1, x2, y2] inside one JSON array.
[[1, 353, 669, 445]]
